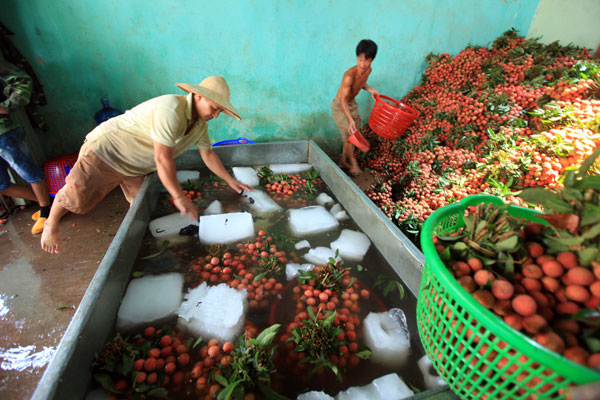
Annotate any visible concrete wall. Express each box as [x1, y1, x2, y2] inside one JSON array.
[[527, 0, 600, 50], [1, 0, 539, 158]]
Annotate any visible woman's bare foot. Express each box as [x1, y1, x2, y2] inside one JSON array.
[[41, 223, 61, 253]]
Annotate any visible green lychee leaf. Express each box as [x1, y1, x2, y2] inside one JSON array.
[[519, 187, 558, 206], [576, 148, 600, 178], [579, 175, 600, 190], [581, 203, 600, 226], [545, 198, 574, 213], [496, 235, 519, 251]]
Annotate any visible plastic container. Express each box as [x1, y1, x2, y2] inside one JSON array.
[[94, 98, 123, 125], [212, 137, 255, 147], [348, 129, 370, 152], [43, 153, 79, 196], [417, 194, 600, 399], [368, 94, 420, 140]]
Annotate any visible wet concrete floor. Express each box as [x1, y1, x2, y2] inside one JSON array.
[[0, 189, 128, 400]]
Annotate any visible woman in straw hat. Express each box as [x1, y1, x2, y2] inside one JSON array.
[[41, 76, 252, 254]]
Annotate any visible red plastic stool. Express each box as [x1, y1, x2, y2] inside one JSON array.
[[43, 153, 79, 196]]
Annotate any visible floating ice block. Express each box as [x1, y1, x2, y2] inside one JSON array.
[[303, 247, 340, 266], [335, 386, 373, 400], [148, 212, 198, 238], [418, 355, 447, 389], [330, 229, 371, 262], [330, 203, 343, 215], [232, 167, 260, 187], [334, 211, 349, 221], [286, 263, 315, 281], [176, 170, 200, 183], [335, 373, 414, 400], [295, 240, 311, 250], [199, 212, 254, 245], [116, 273, 183, 331], [329, 203, 349, 221], [363, 309, 410, 368], [370, 373, 414, 399], [177, 283, 247, 342], [241, 189, 282, 216], [316, 192, 334, 206], [297, 391, 334, 400], [268, 163, 312, 175], [204, 200, 223, 215], [289, 206, 339, 237]]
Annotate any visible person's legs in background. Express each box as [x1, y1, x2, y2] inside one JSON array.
[[0, 127, 51, 233]]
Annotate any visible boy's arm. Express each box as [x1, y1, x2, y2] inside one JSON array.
[[363, 83, 379, 99], [198, 148, 253, 194], [339, 73, 358, 135]]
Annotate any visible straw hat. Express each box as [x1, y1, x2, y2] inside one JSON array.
[[176, 76, 241, 120]]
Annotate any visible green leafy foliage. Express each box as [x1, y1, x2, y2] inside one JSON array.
[[297, 255, 352, 294], [437, 202, 527, 278], [520, 149, 600, 265], [374, 274, 405, 299], [216, 325, 282, 400], [287, 307, 345, 380], [254, 255, 282, 282]]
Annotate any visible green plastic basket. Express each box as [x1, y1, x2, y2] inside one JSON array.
[[417, 194, 600, 399]]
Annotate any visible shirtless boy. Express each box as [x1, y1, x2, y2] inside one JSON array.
[[331, 39, 379, 176]]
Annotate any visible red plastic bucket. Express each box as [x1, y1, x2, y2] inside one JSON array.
[[348, 130, 370, 152], [368, 94, 420, 140], [43, 153, 79, 196]]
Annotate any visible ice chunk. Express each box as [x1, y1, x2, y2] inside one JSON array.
[[418, 355, 447, 389], [330, 229, 371, 262], [303, 247, 340, 266], [177, 283, 247, 342], [241, 189, 282, 216], [297, 391, 334, 400], [335, 386, 374, 400], [268, 163, 312, 175], [286, 263, 315, 281], [363, 309, 410, 368], [199, 212, 254, 245], [289, 206, 339, 237], [204, 200, 223, 215], [116, 273, 183, 331], [334, 211, 349, 221], [370, 374, 414, 399], [329, 203, 343, 215], [316, 192, 334, 206], [149, 212, 198, 238], [233, 167, 260, 187], [335, 373, 414, 400], [176, 170, 200, 183], [295, 240, 311, 250]]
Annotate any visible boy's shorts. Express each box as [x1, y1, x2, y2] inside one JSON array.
[[331, 98, 361, 142], [0, 127, 46, 191], [55, 141, 145, 214]]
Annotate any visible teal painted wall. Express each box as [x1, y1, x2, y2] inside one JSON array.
[[1, 0, 540, 158]]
